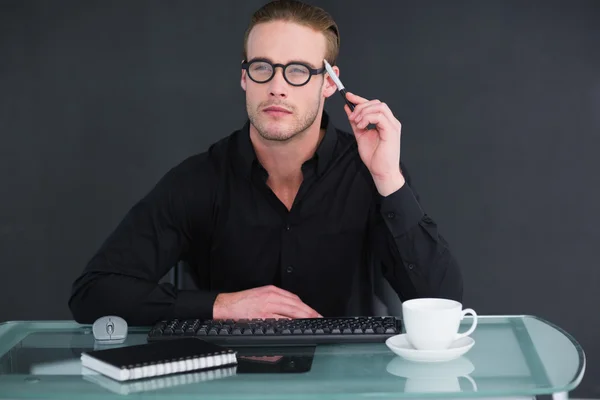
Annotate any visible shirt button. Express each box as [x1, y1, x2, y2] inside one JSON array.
[[286, 265, 294, 273], [408, 263, 415, 270], [285, 224, 291, 231], [387, 212, 396, 219]]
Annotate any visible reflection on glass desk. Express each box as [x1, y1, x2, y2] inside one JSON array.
[[82, 365, 238, 396], [0, 315, 585, 400]]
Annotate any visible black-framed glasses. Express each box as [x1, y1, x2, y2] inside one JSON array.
[[241, 59, 326, 87]]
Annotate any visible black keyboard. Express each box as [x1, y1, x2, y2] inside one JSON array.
[[147, 317, 402, 346]]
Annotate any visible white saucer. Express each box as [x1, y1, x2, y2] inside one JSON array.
[[385, 334, 475, 363]]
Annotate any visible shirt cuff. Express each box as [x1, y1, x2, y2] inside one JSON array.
[[173, 290, 220, 320], [380, 184, 424, 237]]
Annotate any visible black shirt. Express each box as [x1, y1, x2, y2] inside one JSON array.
[[68, 113, 463, 325]]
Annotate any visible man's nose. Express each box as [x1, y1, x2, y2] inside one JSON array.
[[268, 68, 288, 98]]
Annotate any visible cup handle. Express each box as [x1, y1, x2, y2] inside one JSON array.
[[456, 308, 477, 339], [459, 375, 478, 392]]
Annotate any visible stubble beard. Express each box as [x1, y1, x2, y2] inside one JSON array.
[[247, 92, 322, 143]]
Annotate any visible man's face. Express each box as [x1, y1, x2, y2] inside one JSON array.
[[242, 21, 338, 142]]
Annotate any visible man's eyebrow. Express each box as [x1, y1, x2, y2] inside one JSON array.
[[289, 59, 319, 69], [247, 56, 320, 69], [247, 56, 271, 63]]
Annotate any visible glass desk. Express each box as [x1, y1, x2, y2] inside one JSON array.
[[0, 315, 585, 400]]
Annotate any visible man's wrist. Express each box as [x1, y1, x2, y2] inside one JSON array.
[[374, 172, 406, 197], [379, 183, 424, 237], [213, 293, 226, 319]]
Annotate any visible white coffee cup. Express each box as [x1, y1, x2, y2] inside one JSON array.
[[402, 298, 477, 351]]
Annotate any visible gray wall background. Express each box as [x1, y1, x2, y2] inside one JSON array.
[[0, 0, 598, 396]]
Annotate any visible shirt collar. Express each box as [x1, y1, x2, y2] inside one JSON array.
[[235, 111, 338, 178]]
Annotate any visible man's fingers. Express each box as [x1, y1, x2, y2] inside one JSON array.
[[269, 287, 323, 317], [345, 92, 377, 117], [270, 314, 292, 320], [279, 296, 321, 317], [355, 108, 394, 132], [354, 103, 400, 130], [267, 303, 312, 318], [345, 94, 399, 131], [349, 100, 381, 120], [268, 285, 301, 301], [268, 298, 321, 318], [260, 285, 323, 318], [355, 111, 397, 141], [345, 92, 369, 103], [344, 104, 352, 117]]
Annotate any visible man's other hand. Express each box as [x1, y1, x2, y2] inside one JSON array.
[[212, 285, 323, 320]]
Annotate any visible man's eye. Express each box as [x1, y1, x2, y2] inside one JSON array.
[[289, 68, 308, 74]]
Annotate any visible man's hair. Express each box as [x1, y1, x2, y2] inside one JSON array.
[[243, 0, 340, 65]]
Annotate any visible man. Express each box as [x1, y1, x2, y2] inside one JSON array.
[[69, 0, 463, 325]]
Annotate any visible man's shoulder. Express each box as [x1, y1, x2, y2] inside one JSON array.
[[155, 130, 241, 193], [169, 130, 238, 175]]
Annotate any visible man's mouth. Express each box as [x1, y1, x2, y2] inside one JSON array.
[[263, 106, 292, 115]]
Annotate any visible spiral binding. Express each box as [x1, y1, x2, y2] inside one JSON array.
[[121, 351, 237, 380]]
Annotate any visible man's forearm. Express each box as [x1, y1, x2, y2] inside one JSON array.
[[376, 184, 463, 301], [68, 271, 220, 325]]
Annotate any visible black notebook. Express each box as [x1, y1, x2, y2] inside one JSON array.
[[80, 338, 237, 382]]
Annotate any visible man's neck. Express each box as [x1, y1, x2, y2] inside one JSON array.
[[250, 123, 326, 188]]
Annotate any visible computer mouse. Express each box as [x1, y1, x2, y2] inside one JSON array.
[[92, 315, 128, 344]]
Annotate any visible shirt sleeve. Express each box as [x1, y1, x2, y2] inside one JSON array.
[[368, 162, 463, 302], [68, 155, 219, 325]]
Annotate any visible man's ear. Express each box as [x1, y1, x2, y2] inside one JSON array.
[[323, 65, 340, 99], [240, 66, 247, 91]]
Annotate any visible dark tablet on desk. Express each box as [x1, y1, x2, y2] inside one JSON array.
[[233, 345, 315, 373]]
